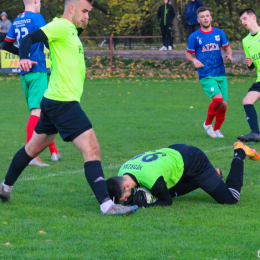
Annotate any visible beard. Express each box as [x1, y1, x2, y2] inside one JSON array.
[[201, 23, 211, 29], [72, 14, 80, 27]]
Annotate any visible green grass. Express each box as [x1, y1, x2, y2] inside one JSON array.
[[0, 76, 260, 259]]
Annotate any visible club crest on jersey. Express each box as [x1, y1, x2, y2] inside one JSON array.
[[215, 35, 220, 41], [197, 36, 202, 44]]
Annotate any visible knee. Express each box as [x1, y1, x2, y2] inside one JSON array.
[[243, 96, 253, 105], [25, 144, 43, 158], [220, 101, 227, 109], [242, 97, 248, 105]]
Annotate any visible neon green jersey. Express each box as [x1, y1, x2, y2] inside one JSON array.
[[41, 18, 85, 102], [242, 31, 260, 82], [118, 148, 184, 190]]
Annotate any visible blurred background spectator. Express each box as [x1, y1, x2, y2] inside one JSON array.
[[186, 0, 203, 35], [157, 0, 175, 51], [0, 12, 11, 44]]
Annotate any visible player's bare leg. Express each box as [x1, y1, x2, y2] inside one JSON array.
[[0, 133, 56, 202], [73, 129, 138, 215], [238, 91, 260, 142]]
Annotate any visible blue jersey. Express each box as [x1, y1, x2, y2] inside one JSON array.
[[5, 11, 47, 75], [187, 27, 229, 80]]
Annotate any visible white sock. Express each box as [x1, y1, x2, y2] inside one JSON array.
[[100, 199, 114, 213], [2, 181, 13, 193]]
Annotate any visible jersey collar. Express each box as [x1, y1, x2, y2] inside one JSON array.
[[200, 27, 213, 34]]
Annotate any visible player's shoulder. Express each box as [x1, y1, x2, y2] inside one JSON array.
[[212, 27, 226, 35], [189, 29, 201, 39], [242, 32, 252, 42], [47, 17, 70, 28]]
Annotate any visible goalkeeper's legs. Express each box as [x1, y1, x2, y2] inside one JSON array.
[[197, 143, 259, 204], [168, 143, 257, 204]]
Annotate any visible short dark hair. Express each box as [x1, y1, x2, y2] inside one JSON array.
[[197, 7, 210, 16], [65, 0, 94, 6], [106, 176, 125, 204], [239, 8, 257, 19]]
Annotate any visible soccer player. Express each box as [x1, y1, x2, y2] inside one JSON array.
[[2, 0, 60, 166], [106, 142, 259, 208], [0, 0, 138, 216], [186, 7, 233, 138], [237, 8, 260, 142]]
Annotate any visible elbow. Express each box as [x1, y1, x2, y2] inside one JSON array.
[[2, 42, 7, 51]]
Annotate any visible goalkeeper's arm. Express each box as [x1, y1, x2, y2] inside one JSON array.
[[126, 177, 173, 208]]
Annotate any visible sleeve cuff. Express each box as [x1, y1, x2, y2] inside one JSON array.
[[222, 44, 230, 49], [187, 50, 195, 54], [5, 37, 16, 43]]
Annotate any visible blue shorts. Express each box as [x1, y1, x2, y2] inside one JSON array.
[[35, 97, 92, 142]]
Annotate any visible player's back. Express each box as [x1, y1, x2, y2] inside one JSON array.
[[118, 148, 184, 190], [6, 12, 47, 74]]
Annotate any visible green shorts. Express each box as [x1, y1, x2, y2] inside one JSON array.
[[200, 76, 228, 102], [20, 72, 48, 111]]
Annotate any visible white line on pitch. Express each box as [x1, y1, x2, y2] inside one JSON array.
[[18, 164, 122, 182], [203, 145, 233, 153]]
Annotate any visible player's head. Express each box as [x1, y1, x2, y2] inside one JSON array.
[[197, 7, 212, 29], [164, 0, 168, 4], [64, 0, 93, 28], [106, 176, 135, 203], [23, 0, 41, 13], [0, 12, 7, 21], [239, 8, 257, 30]]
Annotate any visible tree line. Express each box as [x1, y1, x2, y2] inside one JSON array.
[[0, 0, 259, 41]]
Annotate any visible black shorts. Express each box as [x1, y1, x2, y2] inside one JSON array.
[[248, 82, 260, 93], [35, 97, 92, 142], [168, 144, 222, 193]]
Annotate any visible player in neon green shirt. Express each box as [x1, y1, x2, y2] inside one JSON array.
[[107, 142, 259, 208], [0, 0, 138, 216], [237, 8, 260, 142]]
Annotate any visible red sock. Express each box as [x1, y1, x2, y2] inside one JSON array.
[[49, 141, 58, 155], [26, 115, 39, 144], [214, 107, 227, 131], [205, 98, 223, 126]]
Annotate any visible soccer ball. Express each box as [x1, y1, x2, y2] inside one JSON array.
[[134, 187, 157, 204]]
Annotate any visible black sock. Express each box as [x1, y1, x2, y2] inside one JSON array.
[[84, 161, 110, 205], [234, 148, 246, 160], [244, 104, 260, 133], [4, 146, 33, 186], [225, 157, 244, 199]]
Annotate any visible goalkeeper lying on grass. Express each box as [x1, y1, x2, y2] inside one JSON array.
[[106, 142, 259, 208]]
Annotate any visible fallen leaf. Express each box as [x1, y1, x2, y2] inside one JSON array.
[[39, 230, 46, 234], [5, 242, 11, 246], [189, 106, 193, 109], [3, 222, 8, 225]]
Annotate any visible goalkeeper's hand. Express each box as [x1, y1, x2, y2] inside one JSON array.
[[124, 190, 148, 208]]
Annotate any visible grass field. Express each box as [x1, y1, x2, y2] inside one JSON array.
[[0, 75, 260, 259]]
